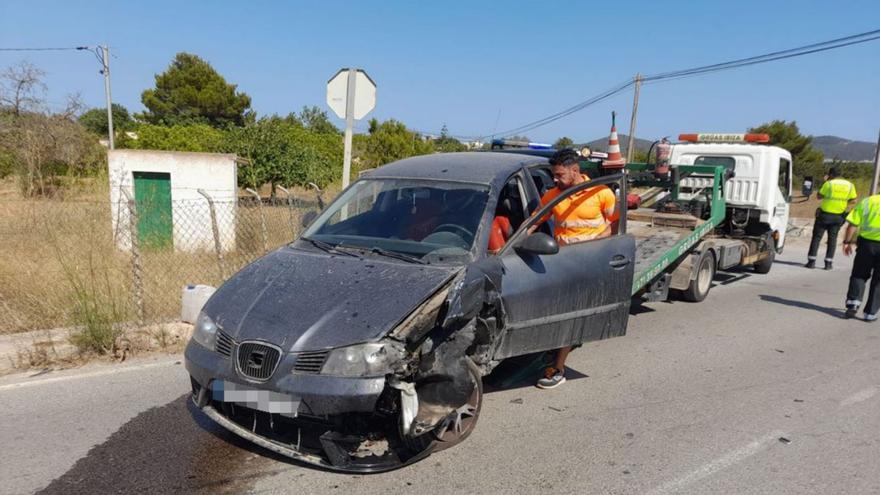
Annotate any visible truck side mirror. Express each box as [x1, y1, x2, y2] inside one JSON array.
[[515, 232, 559, 256], [302, 210, 318, 228], [801, 176, 814, 198]]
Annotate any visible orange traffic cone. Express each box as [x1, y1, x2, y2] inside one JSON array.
[[603, 111, 626, 169]]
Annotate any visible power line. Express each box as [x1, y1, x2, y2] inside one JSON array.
[[0, 46, 89, 52], [642, 28, 880, 83], [488, 28, 880, 139]]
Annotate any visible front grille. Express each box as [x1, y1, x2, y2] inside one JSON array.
[[236, 342, 282, 381], [215, 330, 234, 357], [292, 350, 330, 374]]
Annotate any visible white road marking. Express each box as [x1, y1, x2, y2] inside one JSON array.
[[646, 431, 785, 495], [840, 387, 877, 407], [0, 359, 180, 392]]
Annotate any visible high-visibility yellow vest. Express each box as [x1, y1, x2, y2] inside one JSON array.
[[846, 195, 880, 242], [819, 178, 857, 214]]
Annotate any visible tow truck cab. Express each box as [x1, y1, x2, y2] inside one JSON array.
[[670, 133, 792, 252]]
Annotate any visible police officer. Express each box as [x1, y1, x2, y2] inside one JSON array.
[[842, 194, 880, 320], [806, 167, 857, 270]]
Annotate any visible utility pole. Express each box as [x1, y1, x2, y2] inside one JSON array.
[[626, 73, 642, 163], [101, 45, 114, 150], [871, 128, 880, 195]]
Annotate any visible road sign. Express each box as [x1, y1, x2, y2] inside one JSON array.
[[326, 68, 377, 189], [326, 69, 376, 120]]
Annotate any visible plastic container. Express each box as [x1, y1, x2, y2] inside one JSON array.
[[181, 284, 216, 324]]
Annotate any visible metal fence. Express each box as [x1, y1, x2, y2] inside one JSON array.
[[0, 190, 322, 334]]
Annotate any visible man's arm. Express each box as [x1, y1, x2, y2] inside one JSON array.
[[843, 223, 858, 256]]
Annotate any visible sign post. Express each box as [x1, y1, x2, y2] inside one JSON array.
[[327, 68, 376, 189]]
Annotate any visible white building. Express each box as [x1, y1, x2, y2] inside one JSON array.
[[108, 149, 243, 252]]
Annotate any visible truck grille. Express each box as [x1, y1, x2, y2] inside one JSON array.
[[292, 350, 330, 374], [215, 330, 234, 357], [236, 342, 282, 381]]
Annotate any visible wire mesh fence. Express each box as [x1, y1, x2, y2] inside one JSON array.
[[0, 190, 321, 334]]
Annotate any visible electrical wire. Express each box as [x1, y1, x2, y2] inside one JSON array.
[[486, 28, 880, 139], [0, 46, 89, 51]]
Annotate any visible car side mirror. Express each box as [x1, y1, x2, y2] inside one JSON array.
[[301, 210, 318, 228], [515, 232, 559, 256], [801, 176, 814, 198]]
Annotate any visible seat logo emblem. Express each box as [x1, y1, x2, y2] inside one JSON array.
[[247, 350, 265, 369]]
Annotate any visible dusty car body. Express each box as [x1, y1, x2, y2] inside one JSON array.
[[185, 152, 635, 472]]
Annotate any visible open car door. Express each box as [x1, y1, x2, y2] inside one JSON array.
[[493, 174, 635, 360]]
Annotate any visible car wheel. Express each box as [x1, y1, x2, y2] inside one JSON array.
[[402, 358, 483, 454], [430, 359, 483, 451], [683, 251, 715, 302]]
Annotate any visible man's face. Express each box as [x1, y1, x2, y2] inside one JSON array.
[[552, 164, 580, 190]]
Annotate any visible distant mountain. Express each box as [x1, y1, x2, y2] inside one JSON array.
[[578, 134, 654, 154], [813, 136, 877, 162]]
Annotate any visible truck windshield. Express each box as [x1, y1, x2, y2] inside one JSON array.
[[300, 179, 489, 264]]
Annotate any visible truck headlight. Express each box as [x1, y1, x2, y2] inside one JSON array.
[[320, 342, 405, 377], [192, 311, 219, 350]]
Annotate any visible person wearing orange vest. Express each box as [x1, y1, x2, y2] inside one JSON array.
[[807, 167, 857, 270], [531, 148, 616, 389]]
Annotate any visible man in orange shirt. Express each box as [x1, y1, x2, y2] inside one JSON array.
[[533, 148, 616, 389]]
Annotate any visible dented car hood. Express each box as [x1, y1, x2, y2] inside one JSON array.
[[202, 246, 459, 352]]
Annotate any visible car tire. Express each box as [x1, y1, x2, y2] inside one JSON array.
[[683, 251, 715, 302], [430, 358, 483, 452]]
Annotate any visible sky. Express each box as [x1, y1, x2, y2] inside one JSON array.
[[1, 0, 879, 144]]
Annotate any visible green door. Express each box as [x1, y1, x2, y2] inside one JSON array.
[[133, 171, 173, 249]]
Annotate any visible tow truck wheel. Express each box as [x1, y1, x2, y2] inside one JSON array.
[[753, 239, 775, 274], [683, 251, 715, 302]]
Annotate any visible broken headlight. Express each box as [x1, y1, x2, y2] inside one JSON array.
[[191, 311, 219, 350], [320, 341, 405, 377]]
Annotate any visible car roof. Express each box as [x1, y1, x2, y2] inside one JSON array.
[[362, 152, 548, 189]]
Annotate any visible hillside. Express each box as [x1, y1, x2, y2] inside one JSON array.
[[812, 135, 877, 162], [578, 134, 654, 154]]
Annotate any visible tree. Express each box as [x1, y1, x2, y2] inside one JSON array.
[[118, 123, 226, 153], [748, 120, 824, 176], [78, 103, 133, 136], [0, 63, 104, 196], [298, 105, 338, 134], [225, 117, 343, 192], [0, 61, 45, 116], [140, 53, 253, 128], [433, 123, 467, 153], [554, 136, 574, 149], [361, 119, 434, 169]]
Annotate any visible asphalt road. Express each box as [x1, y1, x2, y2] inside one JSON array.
[[2, 240, 878, 495]]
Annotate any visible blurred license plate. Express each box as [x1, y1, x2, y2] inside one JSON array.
[[211, 380, 299, 416]]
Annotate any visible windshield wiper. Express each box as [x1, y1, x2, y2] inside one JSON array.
[[300, 237, 360, 258], [368, 246, 426, 264]]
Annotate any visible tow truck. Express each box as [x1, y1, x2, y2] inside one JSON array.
[[623, 132, 791, 302]]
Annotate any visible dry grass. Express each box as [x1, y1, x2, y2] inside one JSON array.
[[0, 177, 325, 336]]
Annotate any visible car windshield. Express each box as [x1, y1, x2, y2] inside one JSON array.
[[300, 179, 490, 264]]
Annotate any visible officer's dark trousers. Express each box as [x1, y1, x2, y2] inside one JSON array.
[[846, 238, 880, 315], [808, 211, 846, 262]]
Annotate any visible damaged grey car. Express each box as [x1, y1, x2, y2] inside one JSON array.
[[185, 152, 635, 472]]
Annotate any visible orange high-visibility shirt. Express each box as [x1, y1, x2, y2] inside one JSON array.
[[540, 175, 616, 245]]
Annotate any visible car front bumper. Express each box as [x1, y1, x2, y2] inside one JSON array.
[[184, 341, 432, 472], [184, 340, 386, 416]]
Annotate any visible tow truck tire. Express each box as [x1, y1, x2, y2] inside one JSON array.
[[753, 243, 775, 274], [683, 251, 715, 302]]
